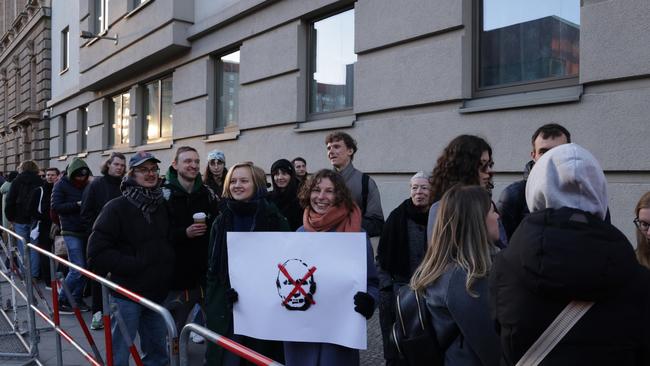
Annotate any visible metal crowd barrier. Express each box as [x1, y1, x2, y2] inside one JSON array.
[[0, 225, 39, 361], [179, 323, 284, 366], [25, 242, 180, 366]]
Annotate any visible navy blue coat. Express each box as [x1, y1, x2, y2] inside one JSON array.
[[424, 266, 501, 366], [51, 176, 86, 234]]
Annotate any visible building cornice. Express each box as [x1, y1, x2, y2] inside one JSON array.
[[0, 1, 51, 64]]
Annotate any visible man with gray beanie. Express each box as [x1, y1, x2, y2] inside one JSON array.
[[489, 144, 650, 365]]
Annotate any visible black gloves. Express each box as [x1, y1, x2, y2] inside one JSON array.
[[354, 291, 375, 319], [225, 288, 238, 309]]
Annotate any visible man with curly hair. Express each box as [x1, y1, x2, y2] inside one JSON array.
[[325, 131, 384, 237]]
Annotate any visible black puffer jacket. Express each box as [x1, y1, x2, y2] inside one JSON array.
[[5, 170, 43, 224], [81, 174, 122, 235], [489, 207, 650, 366], [87, 196, 174, 303], [163, 168, 219, 290]]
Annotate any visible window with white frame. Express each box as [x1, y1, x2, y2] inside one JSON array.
[[110, 92, 130, 146], [130, 0, 147, 10], [80, 106, 88, 151], [93, 0, 109, 34], [215, 50, 240, 132], [476, 0, 580, 96], [142, 76, 173, 143], [309, 9, 356, 116], [61, 27, 69, 71]]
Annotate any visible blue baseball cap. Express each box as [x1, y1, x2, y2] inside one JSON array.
[[129, 151, 161, 168]]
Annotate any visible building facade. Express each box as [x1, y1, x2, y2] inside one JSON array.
[[47, 0, 650, 240], [0, 0, 51, 171]]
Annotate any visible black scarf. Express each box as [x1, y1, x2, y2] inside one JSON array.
[[121, 178, 164, 223], [211, 198, 278, 285], [377, 198, 429, 278]]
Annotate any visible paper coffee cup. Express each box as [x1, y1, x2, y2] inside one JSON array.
[[193, 212, 207, 224]]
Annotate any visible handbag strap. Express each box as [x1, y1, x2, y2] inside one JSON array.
[[516, 300, 594, 366]]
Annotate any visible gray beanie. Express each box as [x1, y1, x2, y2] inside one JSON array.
[[526, 143, 608, 220]]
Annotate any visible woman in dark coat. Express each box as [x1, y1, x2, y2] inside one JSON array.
[[410, 185, 502, 366], [268, 159, 303, 231], [283, 169, 379, 366], [203, 149, 227, 198], [634, 191, 650, 268], [376, 171, 431, 365], [205, 162, 289, 366], [489, 144, 650, 365]]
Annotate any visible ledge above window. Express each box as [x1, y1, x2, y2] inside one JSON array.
[[459, 85, 583, 114], [294, 115, 355, 133]]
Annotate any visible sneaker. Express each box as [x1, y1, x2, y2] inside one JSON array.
[[77, 299, 91, 312], [90, 311, 103, 330], [190, 332, 205, 344], [58, 301, 75, 315]]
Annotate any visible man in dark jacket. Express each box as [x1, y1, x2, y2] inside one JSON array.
[[51, 157, 91, 312], [162, 146, 218, 334], [28, 167, 59, 285], [497, 123, 570, 239], [5, 160, 44, 279], [490, 144, 650, 365], [81, 152, 126, 330], [88, 151, 173, 365]]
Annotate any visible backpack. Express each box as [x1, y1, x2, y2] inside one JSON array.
[[390, 285, 444, 366]]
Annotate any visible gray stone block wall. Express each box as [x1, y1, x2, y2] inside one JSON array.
[[41, 0, 650, 243]]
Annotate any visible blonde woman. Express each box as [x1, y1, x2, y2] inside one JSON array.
[[410, 185, 501, 366], [205, 162, 288, 366], [634, 191, 650, 268]]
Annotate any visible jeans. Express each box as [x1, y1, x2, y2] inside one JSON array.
[[58, 235, 86, 303], [13, 223, 39, 279], [111, 296, 169, 366], [163, 286, 205, 333]]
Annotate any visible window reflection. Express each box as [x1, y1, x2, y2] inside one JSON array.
[[310, 9, 356, 114], [143, 77, 173, 143], [216, 50, 240, 131], [480, 0, 580, 88], [111, 93, 130, 146]]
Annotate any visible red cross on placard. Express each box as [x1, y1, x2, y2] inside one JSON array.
[[277, 263, 317, 306]]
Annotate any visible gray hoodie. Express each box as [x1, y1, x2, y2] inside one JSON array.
[[525, 143, 608, 220]]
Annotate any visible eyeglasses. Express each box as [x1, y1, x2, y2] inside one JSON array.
[[39, 175, 46, 178], [633, 218, 650, 232], [134, 167, 160, 175], [479, 160, 495, 172]]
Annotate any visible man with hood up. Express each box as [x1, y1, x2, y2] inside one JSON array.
[[489, 144, 650, 365], [51, 157, 92, 312]]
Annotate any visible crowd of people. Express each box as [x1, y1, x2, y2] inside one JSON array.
[[0, 125, 648, 366]]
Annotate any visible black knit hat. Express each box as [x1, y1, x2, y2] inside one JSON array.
[[270, 159, 294, 175]]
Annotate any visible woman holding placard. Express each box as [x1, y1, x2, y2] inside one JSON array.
[[205, 162, 289, 366], [283, 169, 379, 366]]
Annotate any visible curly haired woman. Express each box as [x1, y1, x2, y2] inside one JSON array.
[[426, 135, 506, 247]]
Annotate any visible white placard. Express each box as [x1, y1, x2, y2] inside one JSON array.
[[227, 231, 368, 350]]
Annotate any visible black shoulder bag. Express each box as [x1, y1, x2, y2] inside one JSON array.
[[390, 285, 444, 366]]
